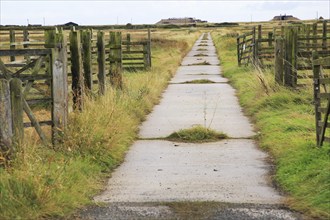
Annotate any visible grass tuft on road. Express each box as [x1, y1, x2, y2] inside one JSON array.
[[212, 31, 330, 219], [167, 125, 227, 143]]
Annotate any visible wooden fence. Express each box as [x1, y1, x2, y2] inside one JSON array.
[[0, 28, 152, 155], [0, 28, 152, 70], [0, 32, 67, 154], [237, 20, 330, 86], [236, 20, 330, 147], [313, 53, 330, 146]]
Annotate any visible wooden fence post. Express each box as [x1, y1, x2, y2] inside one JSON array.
[[109, 32, 122, 89], [322, 20, 327, 51], [97, 31, 106, 95], [0, 79, 13, 154], [306, 24, 311, 52], [143, 42, 149, 69], [81, 30, 92, 91], [10, 78, 23, 145], [284, 26, 298, 87], [45, 29, 57, 48], [252, 26, 258, 65], [312, 23, 318, 47], [148, 28, 152, 67], [126, 33, 131, 52], [268, 32, 273, 47], [274, 37, 284, 84], [70, 30, 84, 110], [51, 31, 68, 144], [9, 30, 15, 62], [237, 37, 241, 66], [23, 29, 30, 62], [255, 25, 262, 65], [312, 51, 321, 146]]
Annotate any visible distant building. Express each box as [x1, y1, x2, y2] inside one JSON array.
[[156, 17, 207, 25], [272, 15, 299, 21], [63, 22, 79, 26]]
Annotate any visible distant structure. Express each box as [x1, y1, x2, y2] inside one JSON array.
[[272, 15, 299, 21], [63, 22, 79, 26], [156, 17, 207, 25]]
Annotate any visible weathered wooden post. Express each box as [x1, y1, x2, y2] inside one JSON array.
[[109, 31, 122, 89], [0, 79, 13, 154], [148, 28, 152, 67], [97, 31, 106, 95], [23, 29, 30, 62], [284, 26, 298, 87], [9, 30, 16, 62], [322, 20, 327, 51], [237, 37, 241, 66], [268, 32, 273, 47], [312, 23, 318, 47], [143, 42, 149, 69], [126, 33, 131, 52], [252, 26, 257, 65], [45, 29, 56, 48], [10, 78, 23, 145], [312, 51, 321, 146], [81, 30, 92, 91], [274, 37, 284, 85], [51, 31, 68, 144], [70, 30, 84, 110], [306, 24, 311, 52]]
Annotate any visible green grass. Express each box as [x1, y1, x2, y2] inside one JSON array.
[[212, 31, 330, 219], [167, 125, 227, 143], [184, 79, 215, 84], [194, 53, 208, 57], [0, 30, 201, 219]]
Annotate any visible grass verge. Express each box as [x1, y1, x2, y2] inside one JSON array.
[[0, 30, 201, 219], [167, 125, 227, 143], [211, 31, 330, 219]]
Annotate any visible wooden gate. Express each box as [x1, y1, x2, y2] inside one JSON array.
[[0, 39, 67, 153], [313, 52, 330, 146]]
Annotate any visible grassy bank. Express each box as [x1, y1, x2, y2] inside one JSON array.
[[0, 29, 200, 219], [212, 31, 330, 219]]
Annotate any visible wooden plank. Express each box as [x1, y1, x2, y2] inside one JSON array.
[[81, 30, 93, 91], [122, 51, 145, 54], [274, 38, 284, 85], [284, 27, 298, 87], [24, 120, 52, 128], [126, 33, 131, 52], [148, 28, 152, 67], [0, 49, 51, 57], [313, 57, 330, 66], [22, 98, 48, 144], [322, 20, 327, 51], [123, 57, 144, 61], [51, 32, 68, 144], [318, 93, 330, 99], [0, 79, 13, 153], [319, 98, 330, 146], [10, 78, 24, 145], [70, 30, 84, 110], [97, 31, 106, 95], [318, 78, 330, 84], [313, 51, 322, 145], [9, 30, 15, 62], [109, 31, 122, 89], [26, 98, 52, 105]]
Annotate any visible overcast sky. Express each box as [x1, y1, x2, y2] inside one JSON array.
[[0, 0, 329, 26]]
